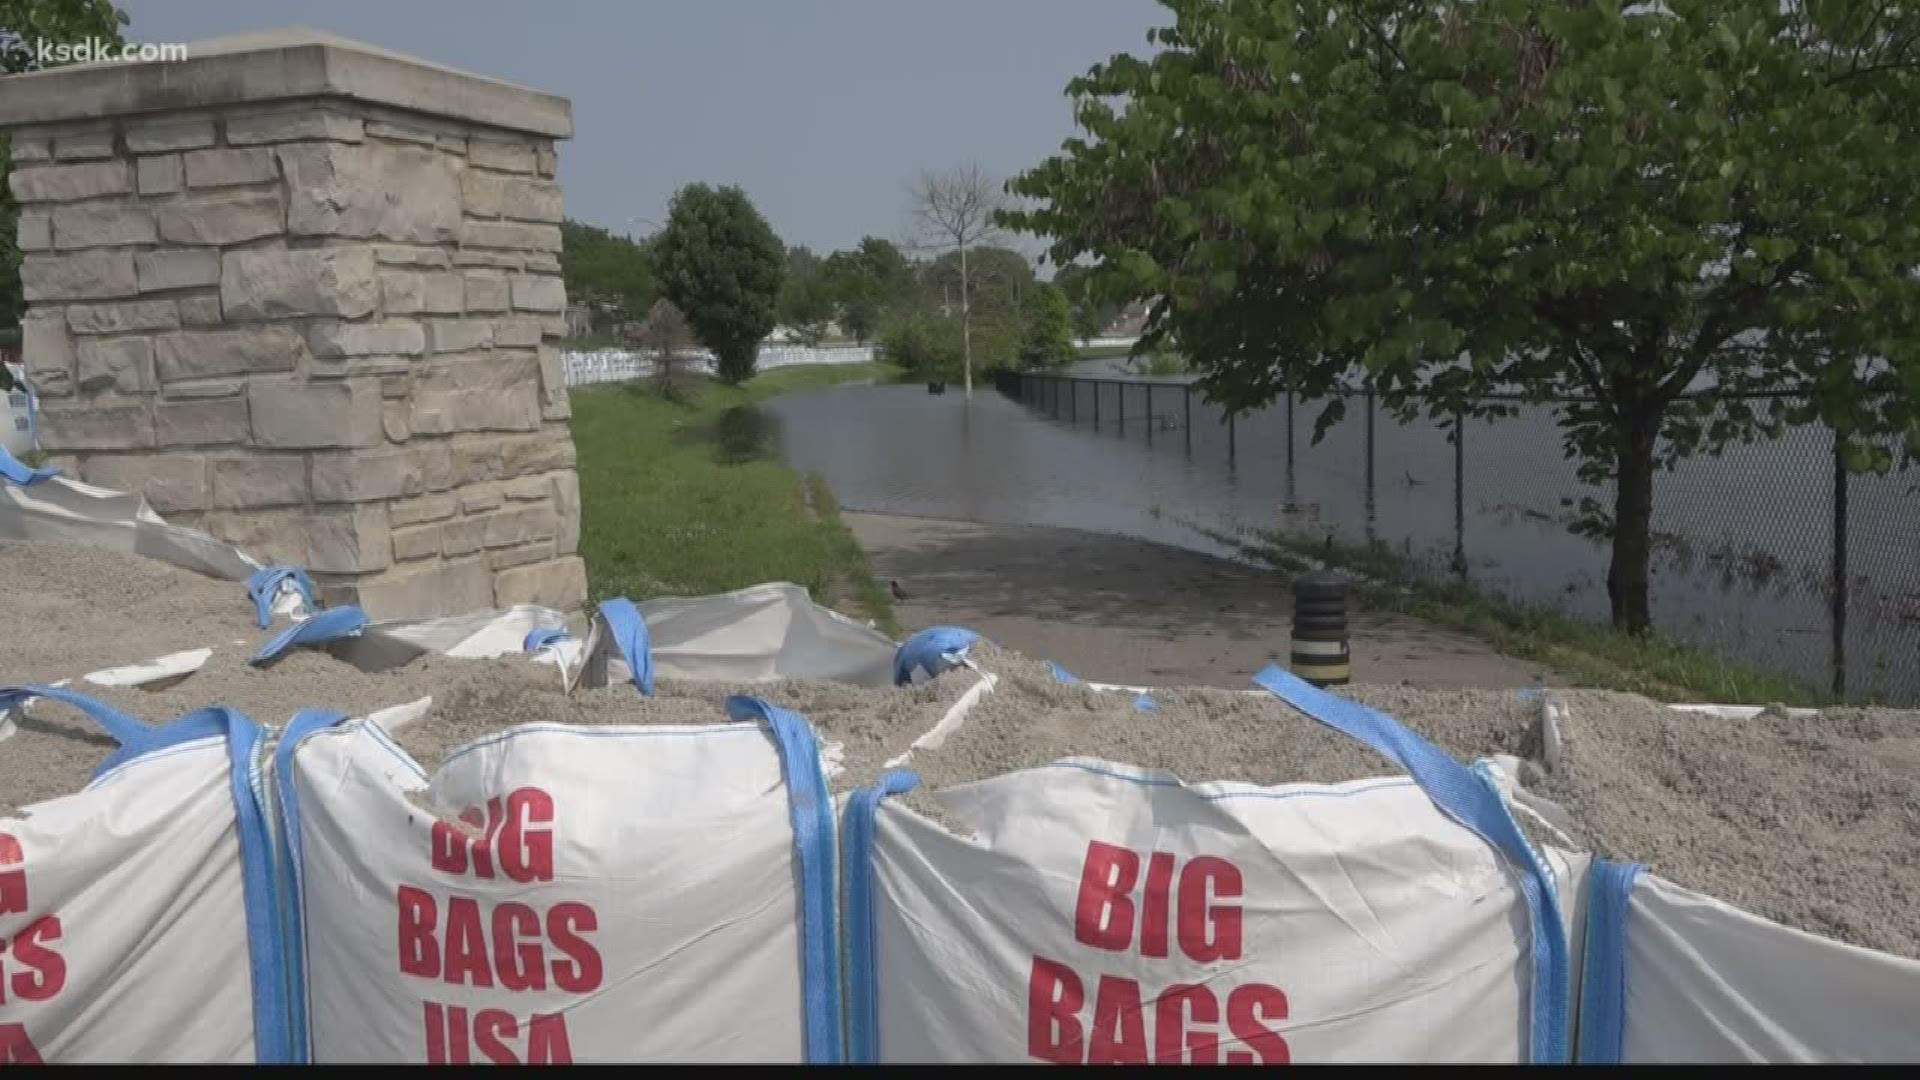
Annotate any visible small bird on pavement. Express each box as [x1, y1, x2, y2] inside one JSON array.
[[889, 579, 909, 601]]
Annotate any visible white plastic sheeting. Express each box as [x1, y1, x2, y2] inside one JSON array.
[[0, 470, 257, 582], [637, 582, 896, 688]]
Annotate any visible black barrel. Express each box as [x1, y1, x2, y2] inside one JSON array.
[[1290, 571, 1350, 687]]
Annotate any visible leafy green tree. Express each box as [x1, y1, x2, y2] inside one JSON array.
[[559, 219, 656, 331], [1053, 262, 1122, 342], [877, 312, 962, 380], [969, 312, 1025, 373], [878, 307, 1025, 378], [1020, 282, 1075, 368], [777, 245, 836, 345], [1006, 0, 1920, 633], [923, 245, 1033, 323], [2, 0, 129, 361], [654, 183, 785, 385], [824, 236, 912, 343]]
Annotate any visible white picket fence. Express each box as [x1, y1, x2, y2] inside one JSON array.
[[564, 344, 877, 388]]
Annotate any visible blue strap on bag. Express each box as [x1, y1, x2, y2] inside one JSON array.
[[245, 566, 319, 629], [1251, 664, 1573, 1063], [725, 696, 844, 1063], [270, 708, 353, 1064], [597, 597, 653, 694], [839, 769, 921, 1064], [251, 605, 367, 666], [892, 627, 979, 685], [1575, 857, 1644, 1063], [0, 444, 57, 486], [0, 686, 295, 1063]]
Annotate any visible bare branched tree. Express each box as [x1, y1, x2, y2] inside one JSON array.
[[634, 298, 694, 402], [910, 164, 1006, 398]]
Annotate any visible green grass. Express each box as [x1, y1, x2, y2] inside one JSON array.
[[808, 473, 900, 638], [1186, 517, 1833, 706], [571, 363, 901, 634]]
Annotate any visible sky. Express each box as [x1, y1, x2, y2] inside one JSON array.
[[117, 0, 1166, 259]]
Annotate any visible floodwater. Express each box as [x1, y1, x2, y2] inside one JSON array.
[[764, 373, 1920, 703]]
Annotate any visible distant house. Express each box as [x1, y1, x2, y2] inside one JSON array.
[[765, 322, 843, 345], [1103, 298, 1156, 339], [564, 304, 595, 338]]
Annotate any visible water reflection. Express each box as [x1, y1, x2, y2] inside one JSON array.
[[674, 404, 782, 465], [764, 383, 1247, 558], [764, 377, 1920, 702]]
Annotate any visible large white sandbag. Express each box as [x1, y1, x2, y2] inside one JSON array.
[[273, 691, 841, 1064], [839, 668, 1574, 1064], [1576, 861, 1920, 1062], [0, 687, 289, 1063]]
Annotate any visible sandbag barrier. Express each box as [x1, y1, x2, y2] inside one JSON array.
[[5, 459, 1919, 1063], [6, 651, 1919, 1061]]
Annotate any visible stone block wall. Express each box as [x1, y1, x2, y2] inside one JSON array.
[[10, 100, 586, 617]]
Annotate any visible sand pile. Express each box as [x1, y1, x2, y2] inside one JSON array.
[[3, 640, 980, 812], [0, 649, 534, 813], [394, 667, 979, 779], [1538, 692, 1920, 960], [0, 540, 263, 684], [78, 649, 509, 727], [890, 646, 1531, 825], [892, 655, 1920, 959]]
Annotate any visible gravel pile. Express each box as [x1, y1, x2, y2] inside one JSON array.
[[392, 666, 977, 778], [3, 637, 976, 812], [1, 649, 534, 814], [1539, 692, 1920, 960], [892, 645, 1534, 821], [893, 653, 1920, 959], [0, 540, 262, 685]]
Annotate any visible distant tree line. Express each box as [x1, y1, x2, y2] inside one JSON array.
[[559, 177, 1104, 387]]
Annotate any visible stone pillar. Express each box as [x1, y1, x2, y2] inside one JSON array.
[[0, 29, 587, 618]]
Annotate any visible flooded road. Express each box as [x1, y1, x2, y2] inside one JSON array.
[[764, 374, 1920, 702]]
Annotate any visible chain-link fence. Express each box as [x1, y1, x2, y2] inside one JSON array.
[[1000, 370, 1920, 704]]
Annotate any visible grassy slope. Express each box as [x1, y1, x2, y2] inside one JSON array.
[[571, 363, 900, 634]]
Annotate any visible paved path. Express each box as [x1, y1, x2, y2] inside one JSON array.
[[847, 511, 1558, 691]]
